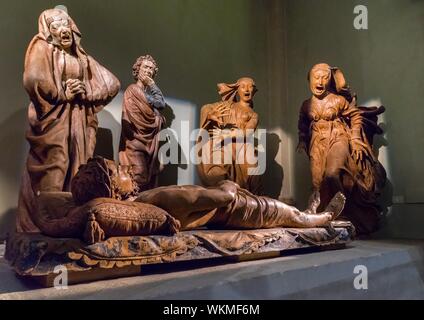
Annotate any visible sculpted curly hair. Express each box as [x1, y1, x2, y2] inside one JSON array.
[[71, 157, 112, 205], [71, 157, 140, 205], [132, 54, 159, 80]]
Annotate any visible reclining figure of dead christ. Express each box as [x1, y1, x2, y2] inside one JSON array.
[[6, 157, 353, 286], [26, 156, 347, 244]]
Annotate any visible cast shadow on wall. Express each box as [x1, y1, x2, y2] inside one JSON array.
[[260, 132, 284, 199], [372, 121, 394, 231], [94, 110, 121, 160], [0, 108, 28, 239], [93, 103, 187, 187], [158, 103, 187, 186], [95, 128, 114, 160]]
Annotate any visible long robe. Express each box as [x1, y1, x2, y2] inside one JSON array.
[[298, 93, 386, 234], [119, 84, 165, 191], [17, 9, 120, 232], [197, 100, 262, 194]]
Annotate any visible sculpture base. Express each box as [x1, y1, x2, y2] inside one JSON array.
[[5, 222, 354, 287]]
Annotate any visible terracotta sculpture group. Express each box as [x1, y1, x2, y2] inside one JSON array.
[[8, 8, 387, 279], [32, 156, 345, 245]]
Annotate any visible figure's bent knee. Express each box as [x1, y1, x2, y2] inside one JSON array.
[[222, 186, 237, 204], [324, 167, 341, 182], [202, 166, 229, 186]]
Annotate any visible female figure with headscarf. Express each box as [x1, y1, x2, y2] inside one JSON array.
[[197, 77, 263, 194], [297, 63, 386, 234], [119, 55, 166, 191], [17, 8, 120, 233]]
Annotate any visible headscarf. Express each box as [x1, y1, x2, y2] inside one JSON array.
[[24, 8, 120, 114], [38, 9, 80, 45], [217, 77, 257, 102], [308, 63, 354, 102], [35, 8, 88, 67]]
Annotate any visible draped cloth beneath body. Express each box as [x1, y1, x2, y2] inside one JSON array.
[[17, 8, 120, 233]]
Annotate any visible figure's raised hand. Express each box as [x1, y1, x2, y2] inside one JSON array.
[[140, 75, 155, 87], [208, 114, 223, 126], [208, 103, 231, 126]]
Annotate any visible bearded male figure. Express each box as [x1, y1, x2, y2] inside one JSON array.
[[119, 55, 167, 191]]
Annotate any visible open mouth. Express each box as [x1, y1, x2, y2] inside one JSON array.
[[60, 33, 72, 44], [244, 92, 251, 98], [314, 85, 325, 94]]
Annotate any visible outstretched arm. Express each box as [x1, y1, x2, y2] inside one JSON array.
[[341, 97, 373, 164]]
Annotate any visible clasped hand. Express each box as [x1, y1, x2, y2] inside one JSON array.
[[65, 79, 86, 101]]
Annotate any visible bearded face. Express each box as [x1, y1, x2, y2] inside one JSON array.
[[105, 160, 139, 199], [71, 157, 138, 205], [71, 160, 111, 205]]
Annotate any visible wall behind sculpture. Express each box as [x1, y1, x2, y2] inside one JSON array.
[[0, 0, 286, 239], [285, 0, 424, 238]]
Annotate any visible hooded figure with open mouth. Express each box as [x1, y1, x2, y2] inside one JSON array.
[[297, 63, 386, 234], [17, 8, 120, 233]]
